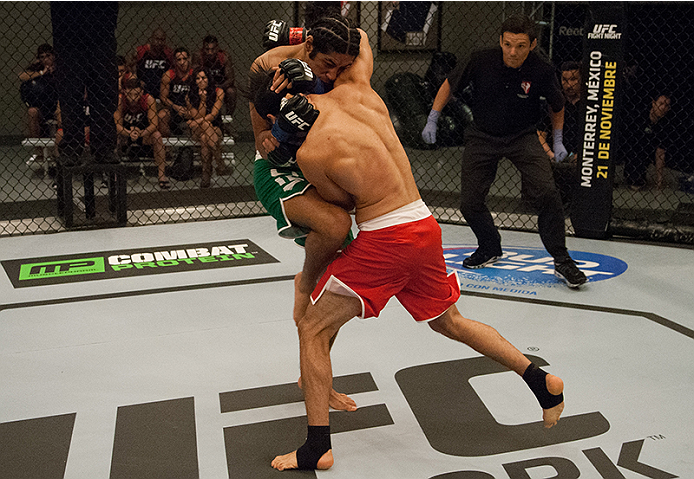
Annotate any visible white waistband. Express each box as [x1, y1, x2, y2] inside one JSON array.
[[358, 199, 431, 231]]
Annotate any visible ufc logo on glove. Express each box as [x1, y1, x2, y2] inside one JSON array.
[[284, 111, 311, 131]]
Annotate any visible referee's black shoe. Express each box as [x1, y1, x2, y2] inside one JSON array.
[[463, 248, 502, 269], [554, 258, 587, 288]]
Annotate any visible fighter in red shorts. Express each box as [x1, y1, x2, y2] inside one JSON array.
[[312, 200, 461, 321], [268, 59, 566, 472]]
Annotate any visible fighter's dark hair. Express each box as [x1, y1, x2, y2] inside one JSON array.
[[37, 43, 53, 56], [500, 14, 538, 43], [174, 47, 189, 57], [304, 2, 342, 29], [202, 35, 218, 45], [560, 61, 581, 73], [308, 15, 360, 59]]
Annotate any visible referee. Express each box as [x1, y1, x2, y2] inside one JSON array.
[[422, 14, 586, 288]]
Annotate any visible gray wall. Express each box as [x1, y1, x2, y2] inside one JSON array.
[[1, 1, 509, 139]]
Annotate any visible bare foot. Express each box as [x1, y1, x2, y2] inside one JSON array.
[[329, 388, 358, 412], [271, 449, 334, 471], [293, 272, 311, 324], [543, 374, 565, 428], [298, 377, 357, 412]]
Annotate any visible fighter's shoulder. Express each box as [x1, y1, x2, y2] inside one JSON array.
[[251, 45, 302, 73]]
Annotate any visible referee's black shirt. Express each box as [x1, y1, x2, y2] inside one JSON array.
[[447, 47, 565, 137]]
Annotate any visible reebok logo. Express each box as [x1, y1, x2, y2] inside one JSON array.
[[558, 26, 584, 36]]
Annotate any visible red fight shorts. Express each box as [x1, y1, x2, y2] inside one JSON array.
[[311, 202, 461, 321]]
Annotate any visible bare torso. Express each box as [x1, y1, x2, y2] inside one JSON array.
[[297, 83, 421, 224]]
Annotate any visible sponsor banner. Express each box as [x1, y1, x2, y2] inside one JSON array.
[[1, 240, 279, 288], [444, 245, 627, 290], [571, 3, 625, 238]]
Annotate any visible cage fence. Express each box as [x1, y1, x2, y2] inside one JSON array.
[[1, 2, 692, 244]]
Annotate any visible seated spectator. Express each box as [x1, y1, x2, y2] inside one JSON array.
[[131, 28, 174, 100], [159, 47, 193, 137], [186, 67, 224, 188], [193, 35, 236, 119], [537, 61, 582, 211], [19, 44, 59, 165], [622, 93, 673, 190], [117, 55, 134, 92], [114, 78, 169, 189]]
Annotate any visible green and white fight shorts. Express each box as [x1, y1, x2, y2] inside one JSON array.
[[254, 152, 312, 243], [253, 152, 354, 248]]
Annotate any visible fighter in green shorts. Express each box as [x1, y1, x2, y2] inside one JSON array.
[[254, 153, 311, 241], [254, 152, 354, 247]]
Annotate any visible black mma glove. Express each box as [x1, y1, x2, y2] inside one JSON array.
[[267, 142, 299, 168], [271, 95, 320, 146], [278, 59, 317, 93], [263, 20, 306, 50]]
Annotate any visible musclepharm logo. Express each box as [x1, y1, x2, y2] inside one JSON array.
[[3, 239, 278, 288], [588, 24, 622, 40], [443, 245, 627, 287], [19, 258, 105, 280]]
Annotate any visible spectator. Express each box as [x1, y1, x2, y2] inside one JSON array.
[[132, 28, 174, 99], [159, 47, 193, 137], [187, 67, 224, 187], [51, 2, 119, 165], [19, 43, 59, 165], [194, 35, 237, 120], [117, 55, 133, 92], [538, 61, 582, 212], [622, 93, 673, 190], [114, 77, 169, 189], [421, 14, 586, 288]]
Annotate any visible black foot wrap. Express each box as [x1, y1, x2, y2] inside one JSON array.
[[523, 363, 564, 409], [296, 425, 331, 470]]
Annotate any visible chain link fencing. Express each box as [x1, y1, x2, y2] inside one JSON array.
[[1, 2, 692, 244]]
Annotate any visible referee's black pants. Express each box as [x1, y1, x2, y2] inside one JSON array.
[[460, 126, 570, 262]]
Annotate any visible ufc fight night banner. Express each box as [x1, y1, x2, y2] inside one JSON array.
[[1, 240, 279, 288], [571, 4, 625, 239]]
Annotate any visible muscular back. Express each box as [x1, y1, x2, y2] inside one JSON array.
[[298, 83, 421, 224]]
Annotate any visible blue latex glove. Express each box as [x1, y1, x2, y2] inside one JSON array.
[[553, 129, 568, 162], [421, 110, 440, 144]]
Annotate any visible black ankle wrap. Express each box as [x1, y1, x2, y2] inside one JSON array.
[[523, 363, 563, 409], [296, 425, 331, 470]]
